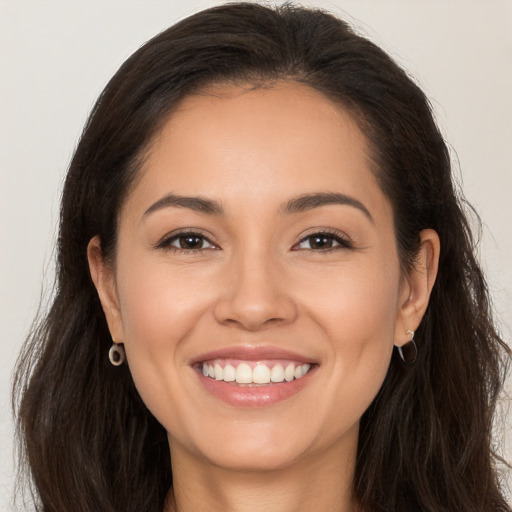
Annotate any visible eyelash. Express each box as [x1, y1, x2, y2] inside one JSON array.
[[292, 230, 353, 252], [156, 229, 353, 254], [157, 230, 218, 253]]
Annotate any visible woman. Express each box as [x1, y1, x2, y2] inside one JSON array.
[[13, 3, 511, 511]]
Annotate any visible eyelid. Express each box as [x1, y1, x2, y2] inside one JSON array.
[[291, 228, 353, 251], [155, 228, 220, 251]]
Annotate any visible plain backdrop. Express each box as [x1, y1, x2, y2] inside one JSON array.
[[1, 1, 511, 509]]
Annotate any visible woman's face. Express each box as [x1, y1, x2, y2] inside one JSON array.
[[92, 82, 418, 473]]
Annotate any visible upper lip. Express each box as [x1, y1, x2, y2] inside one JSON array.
[[190, 346, 315, 365]]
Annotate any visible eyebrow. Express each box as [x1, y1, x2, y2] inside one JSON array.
[[281, 192, 374, 223], [143, 194, 224, 217], [143, 191, 373, 223]]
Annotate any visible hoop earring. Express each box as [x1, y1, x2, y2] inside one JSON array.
[[109, 341, 125, 366], [397, 329, 417, 365]]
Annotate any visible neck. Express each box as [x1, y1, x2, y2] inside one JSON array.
[[164, 438, 359, 512]]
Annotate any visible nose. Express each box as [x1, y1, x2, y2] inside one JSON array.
[[213, 251, 298, 331]]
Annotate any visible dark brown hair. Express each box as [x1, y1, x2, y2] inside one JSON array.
[[13, 3, 511, 511]]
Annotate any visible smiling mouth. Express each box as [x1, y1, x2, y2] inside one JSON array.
[[197, 359, 313, 385]]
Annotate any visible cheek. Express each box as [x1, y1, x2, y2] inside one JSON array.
[[328, 262, 399, 362], [113, 256, 215, 406], [297, 257, 400, 425], [116, 250, 216, 342], [299, 253, 400, 344]]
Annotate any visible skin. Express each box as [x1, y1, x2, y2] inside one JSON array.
[[88, 81, 439, 512]]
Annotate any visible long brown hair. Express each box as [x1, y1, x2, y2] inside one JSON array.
[[13, 3, 511, 511]]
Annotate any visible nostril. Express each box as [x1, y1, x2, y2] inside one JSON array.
[[213, 296, 297, 331], [216, 313, 293, 331]]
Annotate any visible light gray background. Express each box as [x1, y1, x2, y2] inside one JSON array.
[[1, 1, 511, 510]]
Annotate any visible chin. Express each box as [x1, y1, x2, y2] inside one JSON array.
[[207, 441, 309, 473]]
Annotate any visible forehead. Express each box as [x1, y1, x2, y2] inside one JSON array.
[[123, 81, 386, 218]]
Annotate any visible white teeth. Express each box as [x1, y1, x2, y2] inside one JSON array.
[[223, 364, 236, 382], [252, 364, 271, 384], [202, 360, 312, 384], [270, 364, 285, 383], [214, 363, 223, 380], [284, 363, 295, 382], [235, 363, 253, 384]]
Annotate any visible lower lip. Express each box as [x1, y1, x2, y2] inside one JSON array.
[[196, 368, 315, 407]]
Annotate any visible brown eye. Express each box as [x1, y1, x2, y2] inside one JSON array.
[[178, 235, 205, 249], [308, 235, 335, 249], [294, 232, 351, 251], [159, 232, 217, 252]]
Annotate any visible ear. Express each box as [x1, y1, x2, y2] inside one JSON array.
[[87, 235, 124, 342], [394, 229, 440, 347]]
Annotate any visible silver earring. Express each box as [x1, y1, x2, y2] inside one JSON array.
[[397, 329, 417, 365], [109, 341, 125, 366]]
